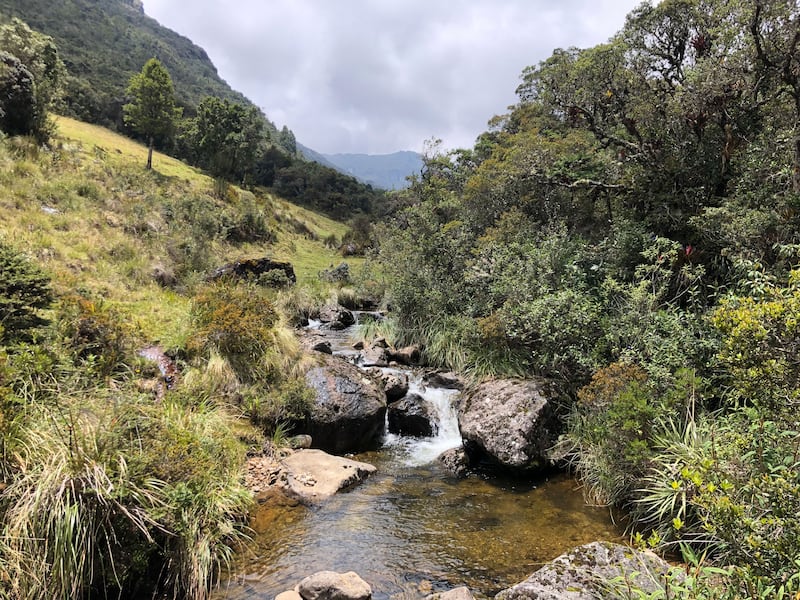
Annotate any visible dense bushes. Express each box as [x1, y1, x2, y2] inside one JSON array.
[[373, 0, 800, 593]]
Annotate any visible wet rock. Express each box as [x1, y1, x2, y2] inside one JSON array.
[[388, 344, 423, 366], [361, 345, 389, 368], [312, 340, 333, 354], [297, 571, 372, 600], [426, 587, 475, 600], [282, 449, 376, 504], [352, 340, 365, 351], [319, 304, 355, 327], [208, 257, 296, 284], [302, 354, 386, 454], [437, 446, 470, 478], [495, 541, 673, 600], [388, 393, 437, 437], [458, 378, 560, 471], [372, 337, 389, 349], [382, 372, 409, 402], [423, 371, 464, 390]]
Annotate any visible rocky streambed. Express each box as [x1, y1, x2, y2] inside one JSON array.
[[216, 305, 646, 599]]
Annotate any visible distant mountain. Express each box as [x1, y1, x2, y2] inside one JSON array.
[[296, 142, 340, 171], [320, 151, 424, 190]]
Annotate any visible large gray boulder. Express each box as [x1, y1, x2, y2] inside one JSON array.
[[458, 378, 560, 471], [297, 571, 372, 600], [495, 542, 673, 600], [388, 393, 437, 437], [303, 354, 386, 454]]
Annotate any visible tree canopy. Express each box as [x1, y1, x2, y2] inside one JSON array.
[[123, 57, 181, 169]]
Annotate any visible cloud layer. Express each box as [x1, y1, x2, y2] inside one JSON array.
[[143, 0, 642, 154]]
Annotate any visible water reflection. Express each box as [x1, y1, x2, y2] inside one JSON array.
[[217, 456, 620, 600]]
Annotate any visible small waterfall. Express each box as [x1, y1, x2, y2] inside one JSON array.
[[383, 370, 462, 467], [305, 316, 463, 467]]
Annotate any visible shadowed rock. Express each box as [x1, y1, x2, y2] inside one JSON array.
[[209, 257, 296, 284], [388, 393, 437, 437], [302, 354, 386, 454]]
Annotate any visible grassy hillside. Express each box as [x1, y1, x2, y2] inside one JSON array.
[[1, 116, 358, 344], [0, 117, 372, 598]]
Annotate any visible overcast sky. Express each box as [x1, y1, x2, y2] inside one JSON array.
[[142, 0, 643, 155]]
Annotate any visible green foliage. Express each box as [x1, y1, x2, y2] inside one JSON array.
[[0, 240, 52, 343], [123, 58, 181, 169], [181, 96, 263, 183], [0, 18, 65, 142], [242, 376, 313, 430], [0, 51, 36, 137], [56, 294, 137, 378], [711, 271, 800, 412]]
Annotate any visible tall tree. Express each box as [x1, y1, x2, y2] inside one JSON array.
[[123, 58, 181, 169]]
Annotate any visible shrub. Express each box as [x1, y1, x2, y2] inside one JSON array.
[[57, 294, 137, 378], [0, 52, 37, 138], [0, 240, 52, 343], [188, 282, 279, 382], [0, 392, 250, 600]]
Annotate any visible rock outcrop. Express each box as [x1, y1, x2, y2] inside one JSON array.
[[495, 542, 673, 600], [303, 354, 386, 454], [458, 378, 560, 471], [388, 393, 437, 437], [209, 257, 296, 284]]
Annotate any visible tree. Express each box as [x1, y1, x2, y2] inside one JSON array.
[[185, 96, 264, 183], [123, 58, 181, 169]]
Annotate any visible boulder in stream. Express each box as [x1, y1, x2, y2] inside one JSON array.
[[437, 446, 470, 478], [458, 378, 560, 471], [387, 344, 422, 366], [297, 571, 372, 600], [426, 587, 475, 600], [388, 393, 438, 437], [361, 345, 389, 367], [303, 354, 386, 454], [423, 370, 464, 390], [495, 541, 674, 600], [318, 304, 355, 327], [282, 449, 376, 504]]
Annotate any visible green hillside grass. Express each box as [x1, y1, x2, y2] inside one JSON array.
[[1, 116, 360, 344]]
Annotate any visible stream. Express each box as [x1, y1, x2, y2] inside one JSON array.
[[216, 314, 621, 600]]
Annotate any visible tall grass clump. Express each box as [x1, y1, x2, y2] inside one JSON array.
[[0, 388, 250, 600]]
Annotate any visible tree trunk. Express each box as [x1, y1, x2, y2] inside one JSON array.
[[146, 136, 154, 170]]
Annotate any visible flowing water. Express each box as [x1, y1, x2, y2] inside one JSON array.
[[216, 317, 621, 600]]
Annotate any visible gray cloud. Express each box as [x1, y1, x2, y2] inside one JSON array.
[[143, 0, 642, 154]]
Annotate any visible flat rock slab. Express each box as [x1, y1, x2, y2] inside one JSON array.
[[282, 449, 376, 503]]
